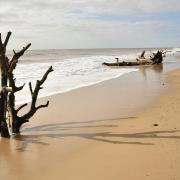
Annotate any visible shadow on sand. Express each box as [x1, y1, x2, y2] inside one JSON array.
[[11, 116, 180, 152]]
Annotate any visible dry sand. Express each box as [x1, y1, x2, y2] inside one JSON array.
[[0, 66, 180, 180]]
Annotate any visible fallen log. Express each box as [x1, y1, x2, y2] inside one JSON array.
[[102, 50, 163, 67], [102, 61, 152, 67]]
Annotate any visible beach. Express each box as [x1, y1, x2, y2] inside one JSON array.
[[0, 0, 180, 178], [1, 57, 180, 179]]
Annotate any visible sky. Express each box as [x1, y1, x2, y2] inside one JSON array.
[[0, 0, 180, 49]]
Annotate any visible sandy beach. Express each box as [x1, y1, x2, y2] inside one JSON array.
[[0, 63, 180, 180], [1, 0, 180, 178]]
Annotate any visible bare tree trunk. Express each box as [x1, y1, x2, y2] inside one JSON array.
[[0, 32, 53, 137], [0, 90, 10, 137], [0, 32, 11, 137]]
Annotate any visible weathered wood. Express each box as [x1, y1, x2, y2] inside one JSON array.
[[4, 32, 12, 50], [0, 32, 53, 137], [151, 50, 163, 64], [0, 32, 12, 137], [139, 50, 146, 59], [13, 66, 54, 131], [10, 66, 53, 134], [102, 51, 164, 67], [103, 61, 152, 66], [9, 43, 31, 74], [0, 90, 10, 137]]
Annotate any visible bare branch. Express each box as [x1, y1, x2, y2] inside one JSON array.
[[36, 101, 49, 110], [9, 43, 31, 73], [140, 50, 145, 59], [29, 82, 33, 96], [38, 66, 54, 86], [16, 103, 28, 113], [0, 33, 4, 53], [20, 66, 53, 121], [12, 43, 31, 59], [9, 74, 25, 92], [31, 66, 53, 103], [0, 33, 3, 47], [4, 32, 12, 48], [15, 83, 25, 92]]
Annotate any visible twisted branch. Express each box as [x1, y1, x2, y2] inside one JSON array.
[[8, 43, 31, 93], [9, 43, 31, 73], [16, 103, 28, 113], [9, 75, 25, 92], [36, 101, 49, 110], [20, 66, 53, 120]]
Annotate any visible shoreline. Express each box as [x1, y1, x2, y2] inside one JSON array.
[[1, 64, 180, 180], [14, 50, 179, 105], [16, 54, 180, 106], [21, 67, 166, 123], [16, 68, 138, 106], [19, 62, 175, 123]]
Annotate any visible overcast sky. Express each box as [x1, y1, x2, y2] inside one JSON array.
[[0, 0, 180, 49]]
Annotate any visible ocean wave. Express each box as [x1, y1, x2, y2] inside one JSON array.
[[14, 55, 138, 105]]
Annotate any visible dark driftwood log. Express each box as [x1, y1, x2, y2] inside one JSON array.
[[102, 61, 152, 66], [151, 50, 163, 64], [102, 51, 163, 67]]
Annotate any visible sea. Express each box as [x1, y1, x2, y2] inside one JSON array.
[[6, 48, 180, 105]]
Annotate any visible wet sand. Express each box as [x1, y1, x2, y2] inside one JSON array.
[[176, 55, 180, 60], [1, 63, 180, 180]]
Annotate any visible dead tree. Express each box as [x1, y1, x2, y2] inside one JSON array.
[[0, 32, 53, 138]]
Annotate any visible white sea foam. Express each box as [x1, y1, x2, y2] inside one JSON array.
[[170, 48, 180, 54], [14, 55, 138, 105]]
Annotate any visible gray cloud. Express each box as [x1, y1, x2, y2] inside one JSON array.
[[0, 0, 179, 49]]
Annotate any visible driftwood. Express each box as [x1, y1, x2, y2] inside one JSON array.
[[139, 50, 146, 59], [0, 32, 53, 137], [0, 32, 11, 137], [103, 61, 152, 67], [103, 50, 164, 67]]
